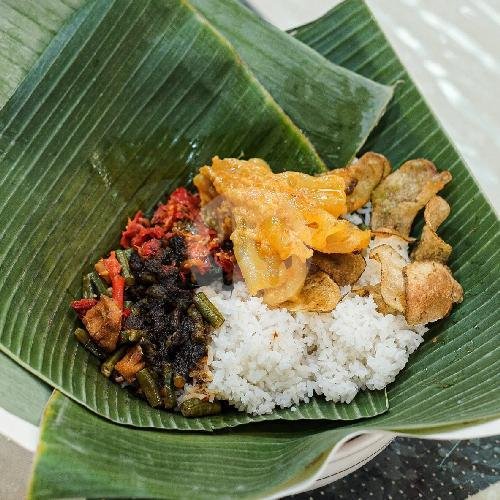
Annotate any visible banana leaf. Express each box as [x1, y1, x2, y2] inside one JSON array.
[[30, 391, 354, 500], [0, 0, 83, 106], [29, 0, 499, 498], [0, 0, 389, 430], [0, 0, 393, 167], [0, 352, 51, 425], [189, 0, 394, 167]]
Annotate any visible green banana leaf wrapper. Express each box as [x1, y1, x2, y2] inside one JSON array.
[[0, 0, 497, 498]]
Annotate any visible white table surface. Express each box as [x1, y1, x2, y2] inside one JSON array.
[[249, 0, 500, 214]]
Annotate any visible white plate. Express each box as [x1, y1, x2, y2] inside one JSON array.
[[273, 418, 500, 497]]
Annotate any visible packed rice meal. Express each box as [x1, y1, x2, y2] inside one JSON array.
[[70, 153, 463, 417]]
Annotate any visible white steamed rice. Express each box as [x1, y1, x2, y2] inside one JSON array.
[[199, 205, 427, 415]]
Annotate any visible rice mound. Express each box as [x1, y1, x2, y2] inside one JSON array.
[[202, 279, 426, 415], [200, 204, 426, 415]]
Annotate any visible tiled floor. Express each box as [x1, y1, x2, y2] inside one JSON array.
[[293, 437, 500, 499]]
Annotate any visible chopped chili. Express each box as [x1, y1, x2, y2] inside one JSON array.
[[138, 238, 161, 258], [70, 298, 98, 318], [111, 275, 125, 310], [120, 211, 166, 252], [151, 187, 200, 229], [103, 250, 121, 279]]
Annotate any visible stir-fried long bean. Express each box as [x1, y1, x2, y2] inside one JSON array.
[[101, 345, 128, 377], [90, 271, 110, 296], [74, 328, 107, 360], [137, 368, 162, 407], [193, 292, 224, 328], [115, 249, 135, 285], [180, 398, 221, 417], [160, 365, 176, 410]]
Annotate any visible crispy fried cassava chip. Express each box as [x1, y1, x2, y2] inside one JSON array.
[[332, 152, 391, 212], [371, 159, 452, 237], [404, 261, 463, 325], [283, 270, 341, 312], [424, 195, 451, 230], [370, 244, 406, 313], [411, 226, 452, 263], [411, 196, 452, 263], [311, 251, 366, 286], [351, 284, 400, 315], [371, 227, 416, 242]]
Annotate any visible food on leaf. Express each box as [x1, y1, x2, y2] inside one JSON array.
[[404, 261, 463, 325], [73, 327, 107, 360], [193, 292, 225, 328], [411, 196, 452, 263], [411, 226, 452, 263], [282, 270, 341, 312], [370, 244, 406, 313], [332, 152, 391, 211], [312, 251, 366, 286], [180, 398, 222, 418], [82, 295, 122, 352], [71, 185, 233, 415], [351, 284, 399, 315], [194, 156, 370, 305], [70, 298, 98, 318], [137, 368, 162, 408], [371, 227, 416, 242], [424, 195, 451, 230], [115, 345, 145, 382], [371, 159, 452, 236], [69, 153, 462, 417]]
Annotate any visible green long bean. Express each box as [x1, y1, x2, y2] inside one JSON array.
[[136, 368, 162, 407], [180, 398, 221, 417], [101, 345, 127, 378], [74, 328, 106, 360], [90, 271, 110, 296], [116, 249, 135, 285], [160, 364, 176, 410], [193, 292, 224, 328]]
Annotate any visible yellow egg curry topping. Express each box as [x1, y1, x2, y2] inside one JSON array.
[[194, 157, 370, 306]]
